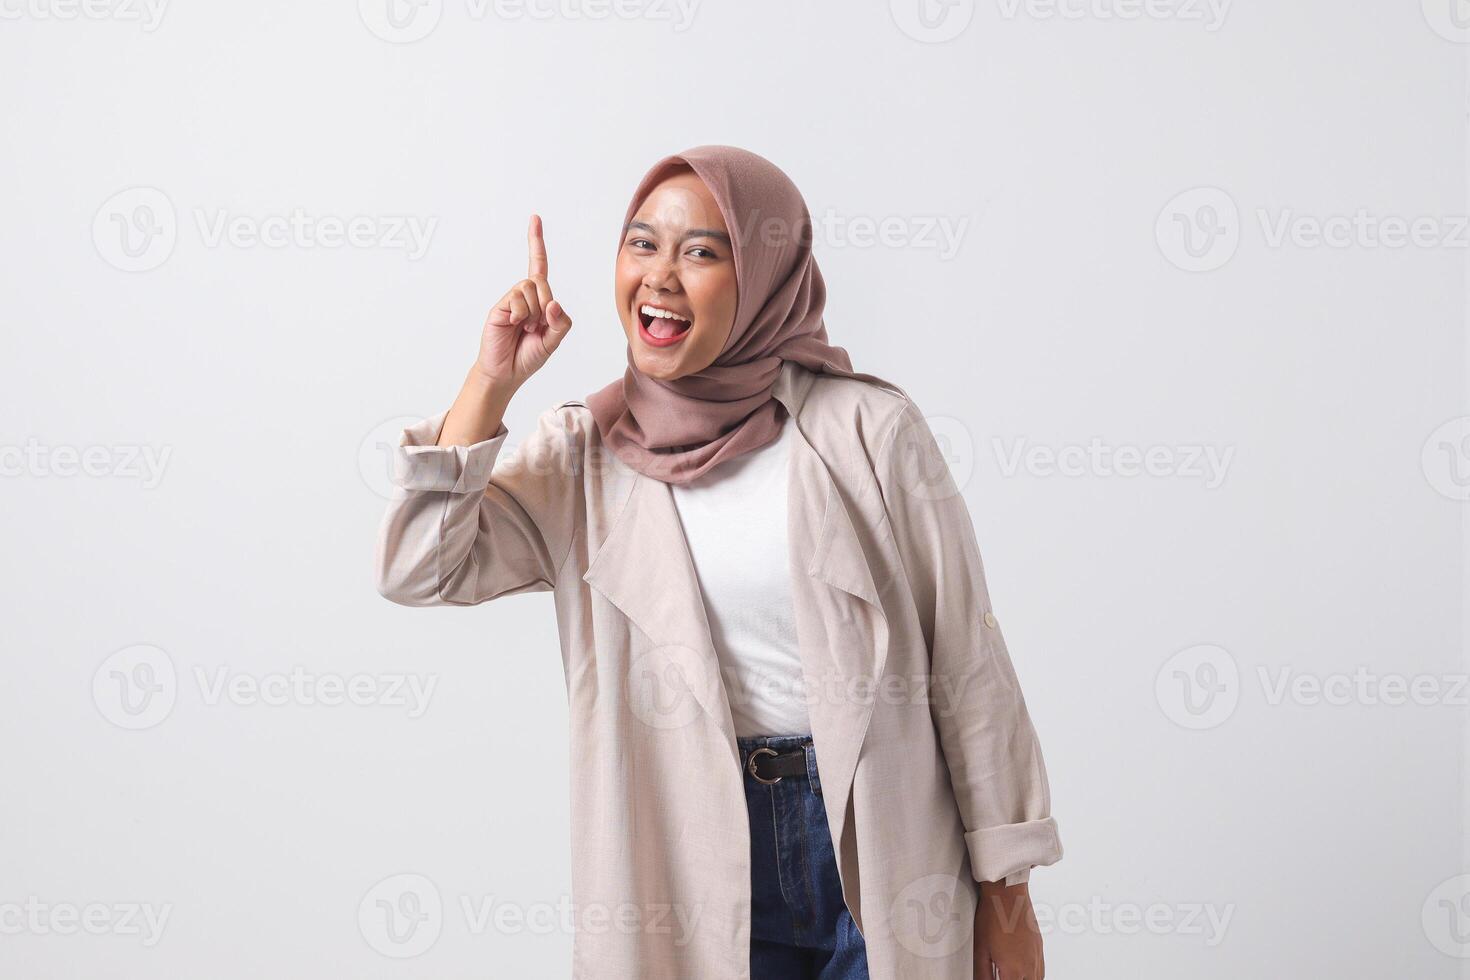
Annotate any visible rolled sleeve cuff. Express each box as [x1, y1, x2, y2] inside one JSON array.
[[965, 816, 1063, 885], [390, 410, 510, 494]]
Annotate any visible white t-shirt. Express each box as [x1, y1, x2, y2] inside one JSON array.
[[669, 415, 808, 737]]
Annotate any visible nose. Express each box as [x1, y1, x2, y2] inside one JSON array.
[[642, 255, 680, 295]]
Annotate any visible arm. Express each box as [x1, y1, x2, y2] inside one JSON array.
[[374, 374, 582, 607], [375, 213, 579, 607], [874, 399, 1063, 884]]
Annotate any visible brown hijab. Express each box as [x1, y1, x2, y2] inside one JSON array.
[[585, 145, 903, 485]]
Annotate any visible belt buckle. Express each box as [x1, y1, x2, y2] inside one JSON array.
[[746, 747, 782, 785]]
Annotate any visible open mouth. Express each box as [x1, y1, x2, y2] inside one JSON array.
[[637, 303, 693, 346]]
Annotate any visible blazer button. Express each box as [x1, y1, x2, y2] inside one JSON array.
[[983, 611, 998, 629]]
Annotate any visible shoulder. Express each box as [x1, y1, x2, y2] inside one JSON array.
[[491, 399, 599, 478], [552, 397, 593, 424], [800, 368, 920, 460], [534, 396, 594, 430], [799, 368, 958, 508], [532, 398, 600, 455]]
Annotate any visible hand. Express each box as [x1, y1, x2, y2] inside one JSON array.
[[974, 882, 1044, 979], [475, 214, 574, 389]]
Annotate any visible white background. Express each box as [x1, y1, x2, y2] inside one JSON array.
[[1, 0, 1467, 977]]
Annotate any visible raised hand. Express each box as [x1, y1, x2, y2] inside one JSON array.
[[475, 214, 574, 389]]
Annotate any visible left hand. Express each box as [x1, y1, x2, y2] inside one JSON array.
[[974, 881, 1044, 979]]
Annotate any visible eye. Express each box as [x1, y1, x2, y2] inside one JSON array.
[[688, 245, 718, 259], [628, 237, 655, 251]]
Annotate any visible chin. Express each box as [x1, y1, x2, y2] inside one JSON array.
[[631, 353, 686, 381], [620, 325, 686, 381]]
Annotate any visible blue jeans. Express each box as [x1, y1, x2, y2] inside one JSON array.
[[740, 734, 870, 980]]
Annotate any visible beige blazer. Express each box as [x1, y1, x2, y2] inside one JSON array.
[[374, 359, 1062, 979]]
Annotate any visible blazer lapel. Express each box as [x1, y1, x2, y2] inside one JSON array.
[[777, 364, 889, 685], [777, 365, 892, 908], [581, 471, 738, 755]]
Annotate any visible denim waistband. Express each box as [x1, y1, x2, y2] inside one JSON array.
[[737, 733, 812, 753], [737, 734, 823, 794]]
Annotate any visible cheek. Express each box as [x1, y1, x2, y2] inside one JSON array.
[[689, 270, 737, 328], [614, 252, 641, 301]]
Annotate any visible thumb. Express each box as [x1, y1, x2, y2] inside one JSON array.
[[542, 299, 573, 352]]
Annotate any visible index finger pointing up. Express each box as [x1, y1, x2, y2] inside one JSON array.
[[527, 213, 548, 280]]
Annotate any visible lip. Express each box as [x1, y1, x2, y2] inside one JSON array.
[[635, 301, 693, 349]]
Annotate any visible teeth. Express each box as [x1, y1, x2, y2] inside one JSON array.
[[641, 304, 690, 322]]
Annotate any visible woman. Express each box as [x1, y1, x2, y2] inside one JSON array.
[[374, 145, 1063, 980]]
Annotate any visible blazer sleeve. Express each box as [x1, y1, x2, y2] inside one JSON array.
[[874, 399, 1063, 887], [373, 404, 581, 606]]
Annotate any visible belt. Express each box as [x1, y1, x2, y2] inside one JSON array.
[[744, 746, 808, 785]]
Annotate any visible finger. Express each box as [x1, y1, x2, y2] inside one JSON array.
[[488, 286, 520, 327], [506, 290, 529, 327], [546, 299, 573, 337], [517, 280, 543, 329], [527, 274, 554, 323], [527, 213, 549, 280], [543, 299, 573, 346]]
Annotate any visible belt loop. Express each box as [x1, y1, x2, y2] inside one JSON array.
[[804, 741, 823, 796]]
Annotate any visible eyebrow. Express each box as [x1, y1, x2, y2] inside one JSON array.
[[627, 220, 732, 245]]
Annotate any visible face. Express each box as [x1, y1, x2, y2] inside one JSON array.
[[614, 169, 738, 381]]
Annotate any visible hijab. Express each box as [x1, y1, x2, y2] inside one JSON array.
[[585, 144, 902, 486]]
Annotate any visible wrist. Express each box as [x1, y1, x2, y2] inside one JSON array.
[[465, 366, 519, 404], [978, 879, 1028, 894]]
